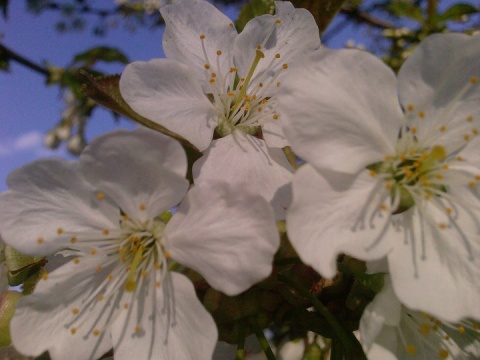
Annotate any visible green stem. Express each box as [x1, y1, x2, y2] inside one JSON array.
[[236, 322, 246, 360], [278, 274, 366, 360], [250, 317, 276, 360]]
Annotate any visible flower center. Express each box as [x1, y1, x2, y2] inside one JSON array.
[[369, 141, 448, 214], [198, 19, 287, 138]]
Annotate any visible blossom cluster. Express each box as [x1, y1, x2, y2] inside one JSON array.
[[0, 0, 479, 359]]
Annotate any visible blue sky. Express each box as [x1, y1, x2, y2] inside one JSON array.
[[0, 0, 381, 191]]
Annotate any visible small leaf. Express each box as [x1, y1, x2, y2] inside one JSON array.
[[236, 0, 275, 32], [436, 3, 479, 23], [389, 0, 423, 22], [74, 46, 129, 66], [4, 246, 43, 286]]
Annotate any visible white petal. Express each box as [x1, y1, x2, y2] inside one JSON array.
[[120, 59, 216, 151], [0, 159, 117, 256], [387, 204, 480, 322], [192, 131, 293, 219], [10, 256, 117, 360], [398, 33, 480, 143], [165, 181, 279, 296], [111, 272, 217, 360], [262, 119, 288, 148], [234, 1, 320, 85], [278, 47, 401, 174], [80, 129, 189, 222], [161, 0, 237, 86], [286, 165, 394, 279]]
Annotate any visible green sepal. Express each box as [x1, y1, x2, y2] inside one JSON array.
[[0, 291, 22, 347], [236, 0, 275, 32], [4, 246, 43, 286]]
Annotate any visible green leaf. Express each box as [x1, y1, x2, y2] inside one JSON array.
[[74, 46, 129, 66], [389, 0, 423, 22], [236, 0, 275, 32], [436, 3, 479, 23], [80, 71, 201, 153]]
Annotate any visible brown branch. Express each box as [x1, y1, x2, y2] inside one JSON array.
[[340, 6, 394, 30], [0, 43, 50, 77]]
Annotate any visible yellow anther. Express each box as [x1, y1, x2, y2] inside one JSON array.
[[154, 262, 161, 270], [122, 215, 129, 222], [276, 81, 281, 87], [204, 63, 210, 69], [439, 125, 446, 132], [72, 308, 79, 315], [282, 63, 288, 69], [41, 272, 48, 280], [199, 34, 205, 40], [139, 203, 146, 211], [209, 78, 216, 84], [438, 349, 449, 359], [458, 325, 466, 334], [385, 182, 392, 190], [256, 44, 262, 50], [135, 326, 142, 334], [216, 50, 222, 56], [70, 236, 78, 244], [229, 22, 234, 28], [156, 281, 161, 288], [141, 270, 148, 277], [96, 265, 102, 272], [439, 223, 447, 230], [473, 322, 478, 329], [380, 203, 388, 211], [446, 208, 453, 215], [435, 173, 443, 179], [259, 82, 264, 88], [464, 134, 471, 141], [442, 164, 449, 170], [456, 156, 464, 161], [98, 295, 104, 301], [420, 323, 430, 335], [96, 192, 105, 200], [275, 53, 280, 59], [92, 329, 101, 337], [410, 127, 417, 134], [275, 19, 282, 24], [102, 229, 109, 236], [108, 274, 114, 281], [73, 258, 80, 264], [70, 327, 77, 335], [470, 76, 478, 84], [405, 344, 417, 355], [467, 115, 474, 122], [91, 249, 97, 255], [369, 169, 377, 177], [210, 72, 217, 78], [37, 237, 44, 244], [407, 104, 415, 111], [57, 227, 64, 235], [123, 303, 129, 309], [469, 181, 476, 188], [418, 111, 425, 118], [272, 114, 279, 120], [473, 128, 479, 135], [229, 67, 237, 72]]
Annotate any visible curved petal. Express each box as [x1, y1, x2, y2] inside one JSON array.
[[286, 165, 394, 279], [192, 131, 293, 220], [398, 33, 480, 144], [10, 256, 117, 360], [0, 159, 117, 256], [80, 129, 189, 222], [388, 203, 480, 322], [161, 0, 237, 86], [278, 47, 402, 174], [234, 1, 320, 85], [119, 59, 216, 151], [165, 181, 279, 296], [262, 118, 288, 148], [111, 272, 217, 360]]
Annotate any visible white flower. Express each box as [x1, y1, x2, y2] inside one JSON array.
[[360, 276, 480, 360], [119, 0, 320, 218], [279, 33, 480, 321], [0, 129, 279, 360]]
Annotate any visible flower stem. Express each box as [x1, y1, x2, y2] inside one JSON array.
[[278, 274, 366, 360], [250, 317, 276, 360]]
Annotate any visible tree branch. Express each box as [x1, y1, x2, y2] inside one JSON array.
[[0, 43, 50, 77]]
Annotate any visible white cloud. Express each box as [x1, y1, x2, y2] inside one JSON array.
[[0, 131, 44, 157]]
